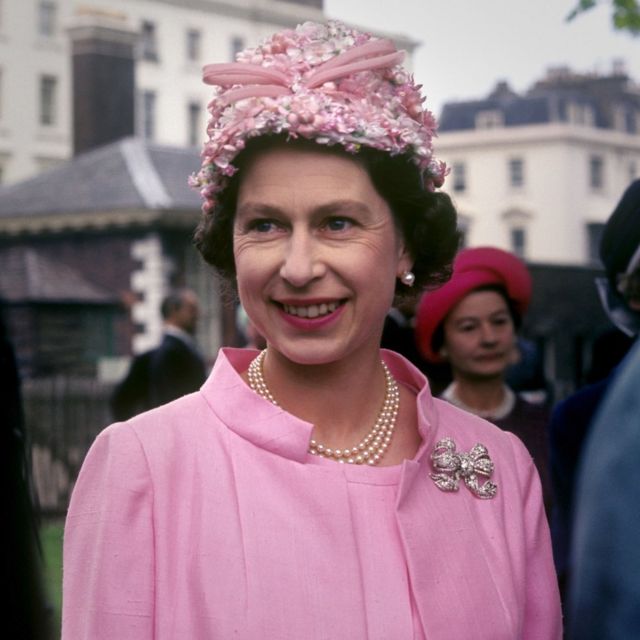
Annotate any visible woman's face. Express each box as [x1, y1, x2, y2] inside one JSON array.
[[440, 289, 516, 381], [232, 144, 411, 366]]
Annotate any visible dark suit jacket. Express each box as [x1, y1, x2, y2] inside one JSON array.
[[148, 334, 207, 408], [110, 334, 207, 421], [548, 375, 614, 600]]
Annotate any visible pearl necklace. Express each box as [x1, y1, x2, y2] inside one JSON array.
[[247, 349, 400, 466]]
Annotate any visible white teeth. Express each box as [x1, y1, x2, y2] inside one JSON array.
[[284, 302, 339, 318]]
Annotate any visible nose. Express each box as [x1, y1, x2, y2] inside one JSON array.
[[279, 229, 325, 287], [479, 323, 499, 345]]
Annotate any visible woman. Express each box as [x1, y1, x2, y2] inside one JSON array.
[[62, 21, 561, 639], [415, 246, 553, 512]]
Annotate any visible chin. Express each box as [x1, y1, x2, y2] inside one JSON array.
[[267, 335, 376, 368]]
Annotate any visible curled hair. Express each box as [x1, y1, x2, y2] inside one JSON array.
[[194, 136, 459, 297]]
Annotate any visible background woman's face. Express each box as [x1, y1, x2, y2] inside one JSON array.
[[441, 289, 516, 381], [232, 144, 411, 366]]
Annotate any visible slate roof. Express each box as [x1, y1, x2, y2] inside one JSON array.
[[439, 72, 640, 133], [0, 137, 202, 218], [439, 96, 557, 131], [0, 246, 117, 304]]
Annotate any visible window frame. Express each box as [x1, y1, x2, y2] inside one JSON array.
[[589, 154, 605, 190], [38, 0, 57, 38], [186, 28, 201, 62], [451, 161, 467, 193], [508, 157, 524, 189], [187, 101, 200, 147], [141, 20, 159, 62], [39, 74, 58, 126]]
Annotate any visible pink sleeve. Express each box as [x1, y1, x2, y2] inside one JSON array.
[[507, 433, 563, 639], [62, 423, 155, 640]]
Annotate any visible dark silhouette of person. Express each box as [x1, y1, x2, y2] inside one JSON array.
[[381, 298, 453, 396], [3, 305, 53, 639], [110, 289, 207, 420], [569, 339, 640, 639], [549, 178, 640, 611]]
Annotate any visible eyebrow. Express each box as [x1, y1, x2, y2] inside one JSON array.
[[454, 309, 511, 323], [236, 199, 371, 218]]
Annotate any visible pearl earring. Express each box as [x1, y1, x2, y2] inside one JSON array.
[[400, 270, 415, 287]]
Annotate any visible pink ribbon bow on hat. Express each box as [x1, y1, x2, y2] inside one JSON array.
[[202, 38, 404, 105]]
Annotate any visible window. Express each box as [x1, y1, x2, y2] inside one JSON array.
[[141, 21, 158, 61], [187, 101, 200, 146], [510, 227, 527, 258], [508, 158, 524, 188], [587, 223, 605, 265], [475, 109, 503, 129], [230, 36, 245, 61], [456, 214, 471, 249], [186, 29, 201, 61], [140, 90, 156, 140], [39, 75, 57, 126], [452, 162, 466, 193], [589, 155, 604, 190], [567, 102, 594, 127], [38, 1, 56, 37]]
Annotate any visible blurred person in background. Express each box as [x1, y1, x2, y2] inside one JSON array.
[[236, 304, 267, 350], [569, 336, 640, 639], [381, 295, 452, 395], [63, 21, 560, 639], [415, 247, 553, 514], [2, 305, 53, 639], [549, 178, 640, 607], [110, 288, 207, 420]]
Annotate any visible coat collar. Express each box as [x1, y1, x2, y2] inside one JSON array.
[[200, 347, 439, 467]]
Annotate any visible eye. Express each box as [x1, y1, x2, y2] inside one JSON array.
[[247, 218, 281, 234], [491, 315, 511, 327], [323, 217, 354, 232]]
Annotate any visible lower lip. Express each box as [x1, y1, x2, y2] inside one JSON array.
[[277, 303, 345, 330], [474, 355, 504, 363]]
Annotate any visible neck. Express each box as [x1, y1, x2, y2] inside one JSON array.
[[258, 346, 388, 446], [450, 375, 507, 413]]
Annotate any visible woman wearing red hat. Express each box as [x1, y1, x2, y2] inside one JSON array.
[[416, 246, 552, 512]]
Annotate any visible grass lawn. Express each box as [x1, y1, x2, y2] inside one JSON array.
[[41, 520, 63, 636]]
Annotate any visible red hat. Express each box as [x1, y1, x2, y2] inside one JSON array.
[[415, 247, 532, 362]]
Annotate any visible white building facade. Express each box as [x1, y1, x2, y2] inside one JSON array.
[[435, 72, 640, 266], [0, 0, 415, 186]]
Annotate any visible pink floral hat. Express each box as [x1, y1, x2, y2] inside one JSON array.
[[190, 20, 447, 214]]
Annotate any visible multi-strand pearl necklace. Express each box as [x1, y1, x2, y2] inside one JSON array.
[[247, 349, 400, 465]]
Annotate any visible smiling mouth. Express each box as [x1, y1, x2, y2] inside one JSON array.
[[281, 301, 342, 319], [475, 353, 504, 361]]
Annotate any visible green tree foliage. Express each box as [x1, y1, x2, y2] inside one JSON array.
[[567, 0, 640, 35]]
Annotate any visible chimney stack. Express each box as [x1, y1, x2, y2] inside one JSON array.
[[68, 8, 137, 156]]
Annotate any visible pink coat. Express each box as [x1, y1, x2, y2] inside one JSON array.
[[62, 348, 561, 639]]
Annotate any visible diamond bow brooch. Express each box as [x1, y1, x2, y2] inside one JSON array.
[[430, 437, 497, 499]]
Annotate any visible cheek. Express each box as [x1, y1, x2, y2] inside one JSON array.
[[233, 240, 273, 282], [445, 333, 475, 358], [234, 259, 266, 308], [500, 325, 516, 345]]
